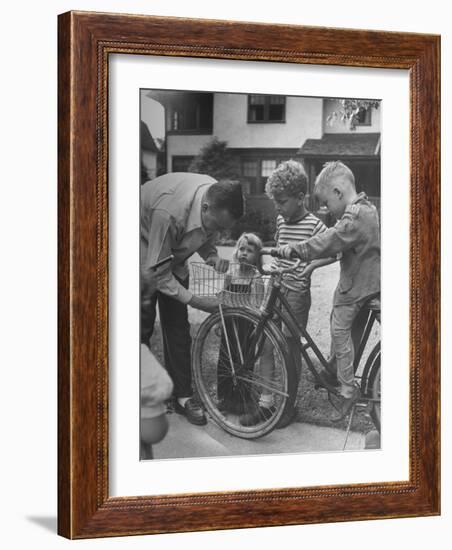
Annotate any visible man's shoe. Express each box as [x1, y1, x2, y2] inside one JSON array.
[[174, 398, 207, 426], [240, 405, 276, 427], [332, 385, 361, 421]]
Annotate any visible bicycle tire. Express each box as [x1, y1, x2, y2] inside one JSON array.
[[192, 307, 298, 439], [361, 343, 381, 432]]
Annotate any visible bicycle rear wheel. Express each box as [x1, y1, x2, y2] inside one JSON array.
[[361, 343, 381, 432], [368, 358, 381, 432], [192, 307, 298, 439]]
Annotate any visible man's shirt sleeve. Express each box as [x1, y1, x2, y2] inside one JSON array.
[[197, 238, 219, 265], [141, 209, 193, 304]]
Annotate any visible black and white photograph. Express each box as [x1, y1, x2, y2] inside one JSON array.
[[139, 89, 381, 461], [0, 0, 446, 544]]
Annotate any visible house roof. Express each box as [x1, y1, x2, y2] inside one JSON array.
[[298, 133, 381, 158], [146, 90, 213, 108], [140, 121, 159, 153]]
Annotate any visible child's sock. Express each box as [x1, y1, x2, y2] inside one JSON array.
[[259, 394, 274, 409]]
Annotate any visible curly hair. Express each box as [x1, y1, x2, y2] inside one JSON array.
[[265, 160, 308, 199]]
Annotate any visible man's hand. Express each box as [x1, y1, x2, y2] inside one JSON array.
[[206, 256, 229, 273], [188, 295, 220, 313], [141, 263, 167, 305], [214, 257, 230, 273], [141, 267, 158, 304]]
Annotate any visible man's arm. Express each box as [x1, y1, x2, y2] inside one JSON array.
[[197, 238, 229, 273], [141, 210, 220, 312], [141, 209, 193, 304], [197, 238, 218, 265]]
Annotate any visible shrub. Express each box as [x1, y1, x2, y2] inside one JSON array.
[[229, 208, 276, 245], [188, 137, 240, 180]]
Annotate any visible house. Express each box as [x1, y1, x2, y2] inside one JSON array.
[[299, 100, 381, 214], [140, 120, 159, 184], [144, 91, 380, 219]]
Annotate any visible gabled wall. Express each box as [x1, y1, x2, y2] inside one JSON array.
[[213, 93, 323, 148]]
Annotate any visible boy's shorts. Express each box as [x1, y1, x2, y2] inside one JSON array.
[[140, 344, 173, 419], [280, 286, 311, 336]]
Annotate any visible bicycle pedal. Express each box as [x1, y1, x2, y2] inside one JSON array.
[[315, 384, 335, 394]]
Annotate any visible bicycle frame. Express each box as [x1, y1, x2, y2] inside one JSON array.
[[257, 279, 330, 385], [192, 253, 381, 438], [251, 272, 379, 391]]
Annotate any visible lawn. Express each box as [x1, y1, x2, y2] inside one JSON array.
[[150, 246, 379, 433]]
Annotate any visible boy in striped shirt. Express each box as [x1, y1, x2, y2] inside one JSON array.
[[240, 160, 335, 427], [268, 160, 335, 333]]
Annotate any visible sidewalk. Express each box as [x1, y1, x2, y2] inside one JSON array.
[[153, 411, 365, 460]]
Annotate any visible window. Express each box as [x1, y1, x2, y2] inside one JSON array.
[[172, 156, 195, 172], [355, 107, 372, 126], [241, 158, 285, 195], [242, 160, 258, 177], [261, 160, 277, 177], [170, 93, 213, 134], [247, 95, 286, 123]]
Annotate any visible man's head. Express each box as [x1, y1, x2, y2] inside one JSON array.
[[314, 161, 357, 220], [265, 160, 308, 222], [201, 180, 244, 232]]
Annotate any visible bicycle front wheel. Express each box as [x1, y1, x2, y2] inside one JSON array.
[[192, 307, 297, 439]]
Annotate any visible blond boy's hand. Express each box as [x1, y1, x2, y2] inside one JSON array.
[[300, 264, 314, 278], [277, 244, 297, 260]]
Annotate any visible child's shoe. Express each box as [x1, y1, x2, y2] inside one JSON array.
[[240, 405, 276, 427], [332, 384, 361, 421], [317, 368, 340, 389]]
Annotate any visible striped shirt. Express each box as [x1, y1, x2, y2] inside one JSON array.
[[273, 213, 327, 291]]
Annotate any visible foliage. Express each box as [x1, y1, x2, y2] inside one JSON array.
[[154, 137, 165, 151], [228, 207, 276, 245], [188, 137, 240, 180], [189, 137, 277, 243], [326, 99, 380, 130]]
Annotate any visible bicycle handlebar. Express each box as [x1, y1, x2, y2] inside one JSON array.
[[258, 247, 303, 276], [260, 247, 282, 258], [260, 246, 301, 259]]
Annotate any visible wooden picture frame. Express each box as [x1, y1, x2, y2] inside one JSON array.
[[58, 11, 440, 539]]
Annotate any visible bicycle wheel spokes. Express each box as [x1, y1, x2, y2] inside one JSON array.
[[235, 371, 290, 399], [192, 308, 296, 439], [230, 316, 245, 366]]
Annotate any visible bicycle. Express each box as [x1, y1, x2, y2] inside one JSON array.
[[191, 248, 380, 439]]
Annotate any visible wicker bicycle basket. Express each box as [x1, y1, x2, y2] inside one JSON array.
[[190, 262, 267, 309]]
